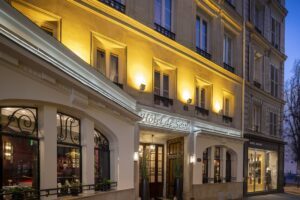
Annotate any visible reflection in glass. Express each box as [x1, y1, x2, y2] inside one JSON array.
[[247, 148, 278, 193]]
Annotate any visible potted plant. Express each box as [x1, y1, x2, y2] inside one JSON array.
[[100, 179, 112, 191], [70, 181, 80, 196], [4, 186, 34, 200], [140, 150, 150, 200], [173, 157, 183, 200]]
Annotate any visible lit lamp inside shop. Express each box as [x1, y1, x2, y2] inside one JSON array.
[[4, 142, 13, 162]]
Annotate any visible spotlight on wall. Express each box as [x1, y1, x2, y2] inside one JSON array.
[[139, 83, 146, 91], [190, 154, 196, 164], [133, 152, 139, 161]]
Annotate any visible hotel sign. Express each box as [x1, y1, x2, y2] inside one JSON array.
[[138, 109, 191, 132]]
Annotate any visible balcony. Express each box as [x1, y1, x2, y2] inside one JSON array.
[[154, 23, 176, 40], [113, 82, 123, 89], [196, 47, 212, 60], [223, 63, 235, 73], [253, 81, 261, 89], [195, 106, 209, 116], [222, 115, 233, 123], [99, 0, 126, 13], [154, 94, 173, 107], [225, 0, 236, 10]]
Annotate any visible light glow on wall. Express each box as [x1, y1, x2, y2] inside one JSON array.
[[182, 90, 191, 103], [135, 74, 146, 90], [214, 101, 222, 113]]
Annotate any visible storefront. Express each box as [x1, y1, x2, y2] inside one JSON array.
[[244, 134, 284, 195]]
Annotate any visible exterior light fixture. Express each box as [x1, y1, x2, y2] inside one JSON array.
[[140, 83, 146, 91], [214, 101, 222, 113], [184, 98, 192, 111], [150, 135, 155, 150], [133, 152, 139, 161], [190, 154, 196, 164]]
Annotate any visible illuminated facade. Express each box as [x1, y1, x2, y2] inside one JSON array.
[[0, 0, 285, 199]]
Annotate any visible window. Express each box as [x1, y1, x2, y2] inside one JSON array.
[[224, 97, 230, 116], [253, 105, 261, 132], [270, 65, 278, 97], [196, 87, 206, 108], [155, 0, 172, 31], [254, 3, 264, 33], [196, 16, 208, 52], [202, 148, 209, 184], [109, 54, 119, 83], [154, 71, 170, 102], [94, 129, 110, 184], [163, 74, 169, 97], [57, 113, 81, 190], [154, 71, 161, 96], [214, 147, 221, 183], [96, 49, 106, 74], [271, 18, 280, 49], [0, 107, 39, 190], [254, 52, 263, 84], [269, 112, 277, 136], [223, 34, 232, 65]]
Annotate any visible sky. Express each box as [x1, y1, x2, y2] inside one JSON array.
[[285, 0, 300, 81]]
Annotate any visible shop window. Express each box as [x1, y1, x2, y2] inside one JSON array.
[[226, 152, 232, 182], [94, 129, 110, 184], [56, 113, 81, 190], [247, 148, 278, 193], [202, 148, 209, 184], [214, 147, 221, 183], [0, 107, 39, 190]]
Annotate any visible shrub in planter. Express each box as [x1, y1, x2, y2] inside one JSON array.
[[4, 186, 34, 200], [70, 181, 80, 196]]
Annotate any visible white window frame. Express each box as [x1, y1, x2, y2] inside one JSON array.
[[223, 34, 232, 65], [154, 0, 173, 31], [196, 15, 209, 52], [154, 70, 170, 98]]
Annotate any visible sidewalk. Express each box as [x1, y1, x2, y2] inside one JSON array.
[[285, 185, 300, 196]]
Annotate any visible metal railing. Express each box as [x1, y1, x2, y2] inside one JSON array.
[[223, 62, 235, 73], [0, 182, 117, 200], [222, 115, 233, 123], [195, 106, 209, 116], [99, 0, 126, 13], [154, 23, 176, 40], [154, 94, 173, 107], [196, 47, 212, 60]]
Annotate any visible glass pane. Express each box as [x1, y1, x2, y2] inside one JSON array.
[[164, 0, 172, 30], [163, 74, 169, 97], [109, 54, 119, 83], [96, 49, 106, 74], [2, 136, 39, 188], [57, 113, 80, 145], [200, 88, 206, 108], [202, 20, 208, 51], [0, 107, 38, 137], [154, 0, 162, 24], [196, 17, 201, 48], [57, 145, 81, 186], [154, 71, 161, 95]]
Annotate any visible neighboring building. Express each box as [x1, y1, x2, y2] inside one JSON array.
[[0, 0, 286, 200], [243, 0, 287, 195]]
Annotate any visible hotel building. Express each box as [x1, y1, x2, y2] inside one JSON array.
[[0, 0, 285, 199]]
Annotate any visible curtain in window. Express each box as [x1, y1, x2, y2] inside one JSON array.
[[96, 50, 106, 74], [109, 55, 119, 83]]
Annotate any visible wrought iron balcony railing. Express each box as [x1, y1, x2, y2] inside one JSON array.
[[223, 115, 233, 123], [195, 106, 209, 116], [113, 81, 123, 89], [196, 47, 212, 60], [225, 0, 236, 10], [223, 62, 235, 73], [154, 94, 173, 107], [154, 23, 176, 40], [99, 0, 126, 13], [253, 80, 261, 89]]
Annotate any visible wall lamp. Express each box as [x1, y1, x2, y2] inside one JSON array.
[[139, 83, 146, 91], [190, 154, 196, 164], [133, 152, 139, 161], [184, 98, 192, 111]]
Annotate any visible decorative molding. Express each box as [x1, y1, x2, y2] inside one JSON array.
[[138, 109, 191, 133], [0, 2, 137, 115], [193, 121, 241, 137]]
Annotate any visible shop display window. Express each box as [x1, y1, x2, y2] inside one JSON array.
[[202, 148, 208, 183], [247, 148, 278, 193], [214, 147, 221, 183], [0, 107, 39, 190], [56, 113, 81, 187], [94, 129, 110, 183]]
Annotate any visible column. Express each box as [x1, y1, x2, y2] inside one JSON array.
[[209, 146, 215, 183], [81, 117, 95, 187], [39, 105, 57, 200], [221, 147, 227, 183]]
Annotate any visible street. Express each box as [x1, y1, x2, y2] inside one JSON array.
[[245, 193, 300, 200]]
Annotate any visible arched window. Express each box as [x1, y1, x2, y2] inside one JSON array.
[[56, 113, 81, 188], [0, 107, 39, 190], [94, 129, 110, 183], [226, 152, 232, 182]]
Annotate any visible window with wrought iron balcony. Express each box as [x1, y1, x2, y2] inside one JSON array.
[[223, 34, 235, 73], [195, 16, 212, 60], [99, 0, 126, 13], [154, 0, 175, 40]]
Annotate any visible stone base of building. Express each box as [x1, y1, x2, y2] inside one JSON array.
[[60, 189, 135, 200], [190, 182, 243, 200]]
